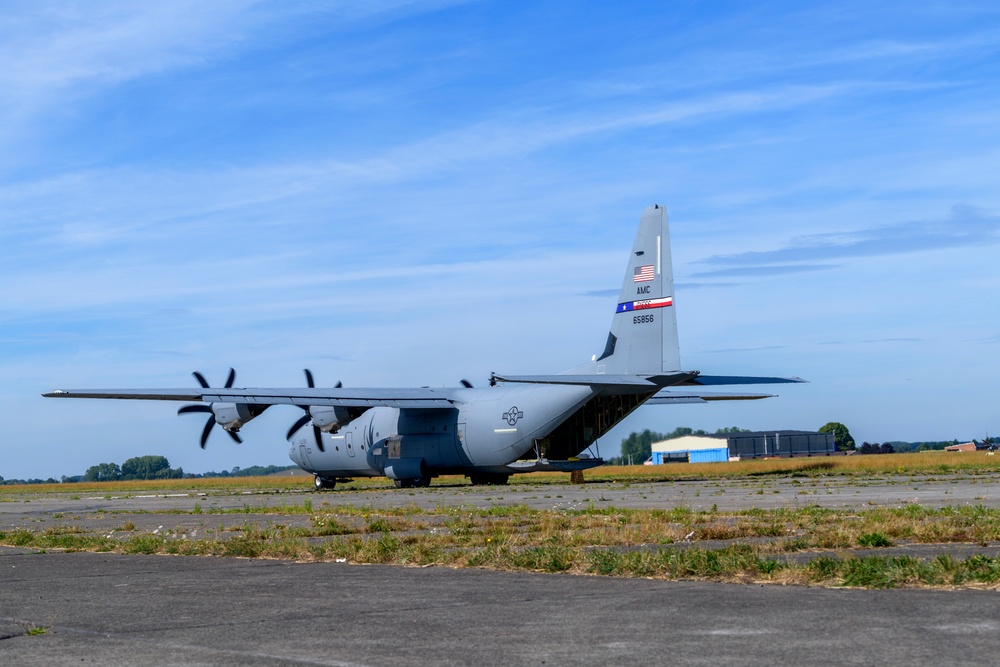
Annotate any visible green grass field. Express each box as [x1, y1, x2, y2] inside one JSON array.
[[3, 450, 1000, 589], [3, 449, 998, 497]]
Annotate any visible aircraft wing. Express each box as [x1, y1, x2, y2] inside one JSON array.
[[43, 387, 455, 410]]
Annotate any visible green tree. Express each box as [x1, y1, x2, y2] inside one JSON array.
[[617, 427, 715, 464], [819, 422, 856, 451], [84, 462, 121, 482], [619, 429, 666, 465], [120, 455, 172, 480]]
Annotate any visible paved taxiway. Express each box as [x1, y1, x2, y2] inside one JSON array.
[[3, 546, 1000, 666], [4, 476, 1000, 665]]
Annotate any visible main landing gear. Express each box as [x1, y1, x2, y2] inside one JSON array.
[[313, 475, 336, 491], [393, 477, 431, 488], [393, 476, 431, 488], [468, 473, 509, 486]]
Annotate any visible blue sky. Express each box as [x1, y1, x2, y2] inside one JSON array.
[[2, 1, 998, 479]]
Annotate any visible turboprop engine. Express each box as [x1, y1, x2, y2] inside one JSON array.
[[212, 402, 267, 432], [177, 368, 269, 448], [308, 405, 353, 433]]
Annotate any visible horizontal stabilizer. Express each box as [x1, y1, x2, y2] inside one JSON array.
[[493, 374, 657, 387], [645, 389, 776, 404], [677, 375, 806, 386]]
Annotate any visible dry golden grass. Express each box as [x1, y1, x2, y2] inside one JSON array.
[[2, 449, 997, 498], [573, 450, 1000, 483], [0, 475, 312, 496]]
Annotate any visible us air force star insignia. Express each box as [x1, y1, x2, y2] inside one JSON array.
[[502, 406, 524, 426]]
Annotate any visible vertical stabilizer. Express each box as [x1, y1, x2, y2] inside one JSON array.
[[590, 205, 681, 375]]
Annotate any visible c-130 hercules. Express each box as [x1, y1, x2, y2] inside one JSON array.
[[45, 205, 802, 489]]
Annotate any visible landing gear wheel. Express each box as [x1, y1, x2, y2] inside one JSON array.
[[469, 473, 510, 486], [393, 477, 431, 488], [314, 475, 336, 491]]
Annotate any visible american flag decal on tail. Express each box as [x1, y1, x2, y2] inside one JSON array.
[[633, 265, 654, 282]]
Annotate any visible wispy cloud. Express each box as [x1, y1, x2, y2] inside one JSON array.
[[0, 1, 471, 155], [818, 338, 922, 346], [692, 264, 838, 278], [702, 345, 790, 354], [694, 206, 1000, 277], [3, 2, 1000, 478]]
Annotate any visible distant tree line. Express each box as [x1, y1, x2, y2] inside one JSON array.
[[84, 456, 183, 482], [891, 440, 970, 453], [1, 458, 297, 485], [0, 476, 61, 485], [199, 464, 298, 478], [857, 442, 895, 455]]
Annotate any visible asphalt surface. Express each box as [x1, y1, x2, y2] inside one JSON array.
[[6, 472, 1000, 525], [4, 475, 1000, 665], [3, 546, 1000, 666]]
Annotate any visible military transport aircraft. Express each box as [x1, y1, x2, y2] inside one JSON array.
[[45, 205, 803, 489]]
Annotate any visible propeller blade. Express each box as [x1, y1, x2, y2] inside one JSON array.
[[460, 379, 473, 388], [335, 380, 342, 389], [286, 413, 311, 441], [289, 371, 337, 450], [187, 369, 243, 449], [199, 416, 215, 449], [227, 429, 243, 445]]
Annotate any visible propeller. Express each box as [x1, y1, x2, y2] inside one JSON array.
[[460, 379, 473, 388], [285, 369, 342, 452], [177, 368, 242, 449]]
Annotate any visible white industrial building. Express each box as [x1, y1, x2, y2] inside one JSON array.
[[649, 430, 835, 464]]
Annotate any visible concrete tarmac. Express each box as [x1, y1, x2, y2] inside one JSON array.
[[3, 546, 1000, 666], [5, 475, 1000, 665]]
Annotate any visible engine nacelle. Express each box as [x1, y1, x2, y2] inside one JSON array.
[[212, 402, 267, 432], [309, 405, 353, 433]]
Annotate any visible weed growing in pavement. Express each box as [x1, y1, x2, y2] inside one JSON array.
[[7, 500, 1000, 589]]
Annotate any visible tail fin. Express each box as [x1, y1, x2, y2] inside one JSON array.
[[591, 204, 681, 375]]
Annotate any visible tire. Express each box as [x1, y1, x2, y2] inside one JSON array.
[[314, 476, 335, 491], [469, 473, 509, 486], [394, 478, 429, 488]]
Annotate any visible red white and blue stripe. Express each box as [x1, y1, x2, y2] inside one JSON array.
[[616, 296, 673, 313]]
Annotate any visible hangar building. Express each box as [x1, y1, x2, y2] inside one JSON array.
[[649, 430, 836, 464]]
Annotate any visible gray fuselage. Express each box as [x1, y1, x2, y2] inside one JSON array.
[[288, 384, 594, 479]]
